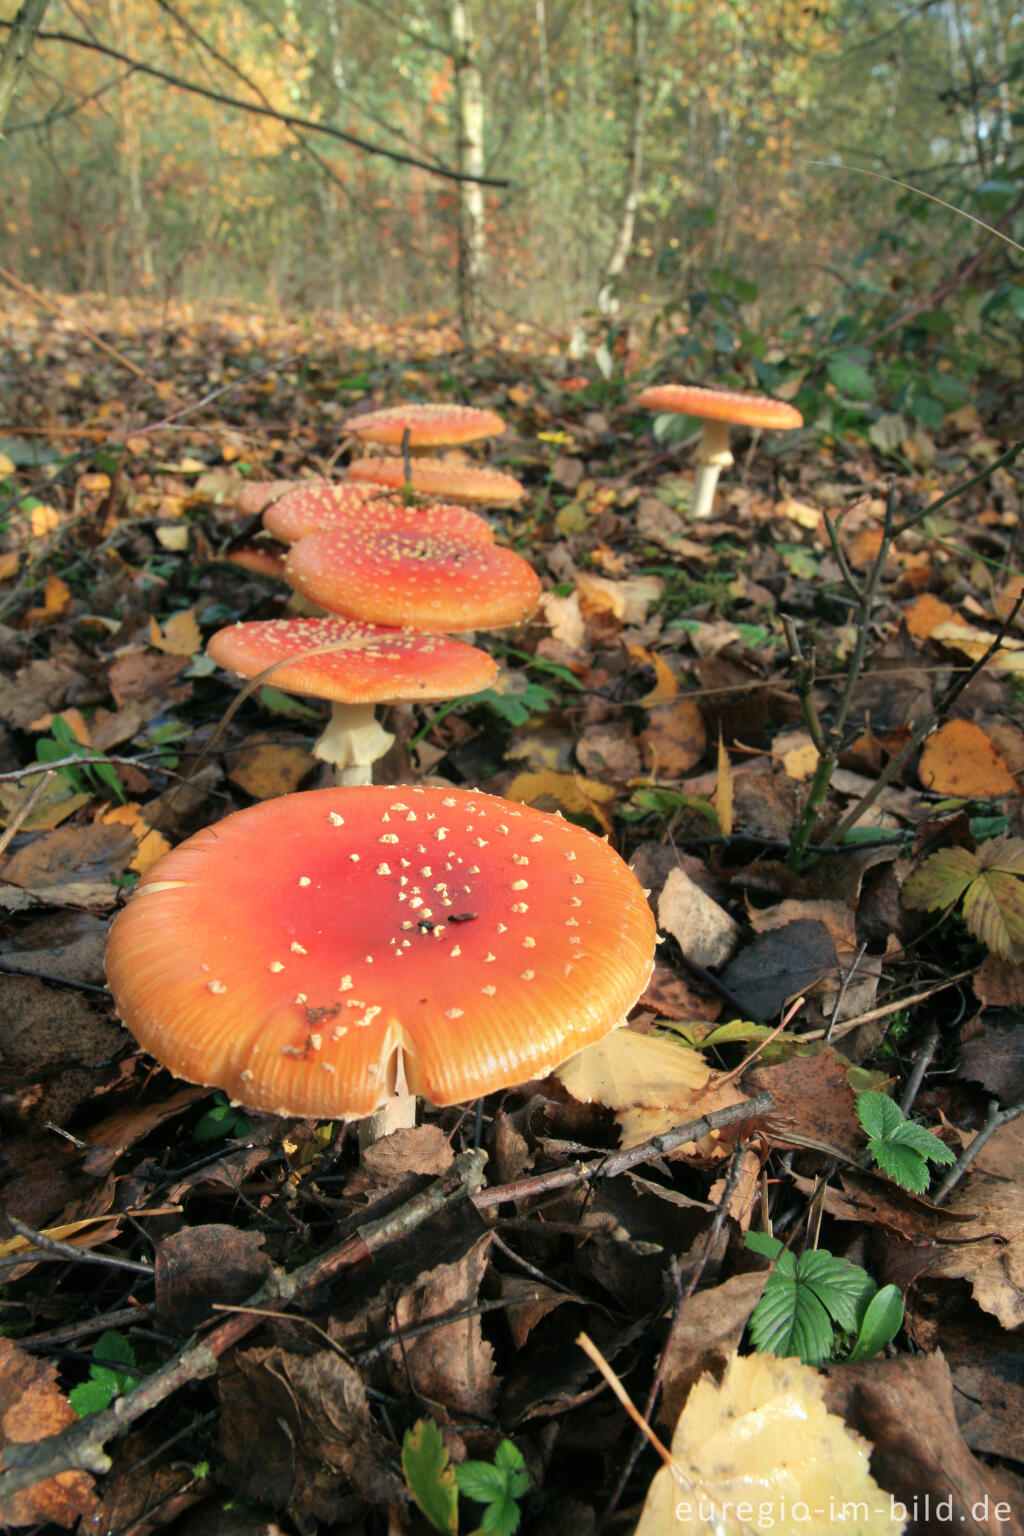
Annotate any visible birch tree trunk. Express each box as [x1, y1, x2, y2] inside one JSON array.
[[597, 0, 646, 318], [108, 0, 153, 283], [449, 0, 486, 346], [0, 0, 51, 136]]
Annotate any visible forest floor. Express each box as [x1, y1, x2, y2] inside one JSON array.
[[1, 295, 1023, 1536]]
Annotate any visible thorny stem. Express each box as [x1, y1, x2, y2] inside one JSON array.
[[785, 486, 896, 871]]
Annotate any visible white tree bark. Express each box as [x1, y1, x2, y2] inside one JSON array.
[[0, 0, 51, 136], [449, 0, 487, 345], [597, 0, 647, 318]]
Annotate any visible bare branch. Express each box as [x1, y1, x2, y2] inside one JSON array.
[[4, 23, 510, 186]]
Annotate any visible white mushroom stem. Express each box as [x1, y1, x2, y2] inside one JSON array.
[[313, 700, 395, 786], [691, 419, 735, 521], [358, 1047, 416, 1149]]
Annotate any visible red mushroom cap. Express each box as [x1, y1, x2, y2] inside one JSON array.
[[349, 403, 506, 448], [206, 617, 498, 703], [104, 785, 657, 1117], [284, 526, 542, 632], [634, 384, 802, 431], [264, 482, 494, 545], [348, 458, 525, 506]]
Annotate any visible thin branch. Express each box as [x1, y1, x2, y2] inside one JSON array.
[[933, 1099, 1024, 1204], [472, 1094, 774, 1211], [0, 1150, 488, 1500], [6, 24, 509, 186]]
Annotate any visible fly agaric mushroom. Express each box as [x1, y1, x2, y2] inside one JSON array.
[[233, 479, 319, 519], [349, 402, 505, 451], [263, 482, 495, 546], [284, 525, 541, 632], [104, 785, 657, 1142], [635, 384, 803, 522], [206, 617, 497, 785], [347, 457, 525, 507]]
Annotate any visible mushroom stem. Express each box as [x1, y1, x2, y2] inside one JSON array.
[[314, 700, 395, 786], [358, 1049, 416, 1149], [691, 419, 734, 521]]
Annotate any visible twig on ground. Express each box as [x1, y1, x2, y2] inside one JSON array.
[[784, 485, 896, 871], [0, 1150, 487, 1501], [933, 1098, 1024, 1204], [1, 1219, 153, 1277], [472, 1095, 774, 1211], [899, 1024, 941, 1116]]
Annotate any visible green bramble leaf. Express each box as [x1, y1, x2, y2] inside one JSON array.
[[402, 1418, 458, 1536], [857, 1091, 955, 1192], [902, 839, 1024, 961], [867, 1138, 930, 1193], [69, 1330, 138, 1418], [455, 1440, 529, 1536], [745, 1234, 883, 1366], [901, 846, 980, 912], [887, 1119, 956, 1164], [69, 1378, 115, 1417]]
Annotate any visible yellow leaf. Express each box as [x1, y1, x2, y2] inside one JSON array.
[[0, 451, 15, 474], [635, 1353, 904, 1535], [0, 550, 19, 580], [149, 607, 201, 656], [629, 647, 678, 707], [505, 768, 616, 825], [24, 573, 71, 626], [30, 504, 61, 538], [779, 496, 823, 532], [0, 1214, 122, 1259], [716, 732, 733, 836], [156, 524, 190, 551], [101, 803, 172, 873], [918, 719, 1017, 797]]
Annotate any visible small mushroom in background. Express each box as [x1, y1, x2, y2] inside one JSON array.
[[283, 523, 542, 633], [347, 457, 525, 508], [635, 383, 803, 521], [206, 616, 497, 785], [263, 482, 496, 545], [232, 479, 319, 518], [104, 785, 658, 1146]]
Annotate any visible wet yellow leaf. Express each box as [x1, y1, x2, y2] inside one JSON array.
[[635, 1353, 904, 1535]]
